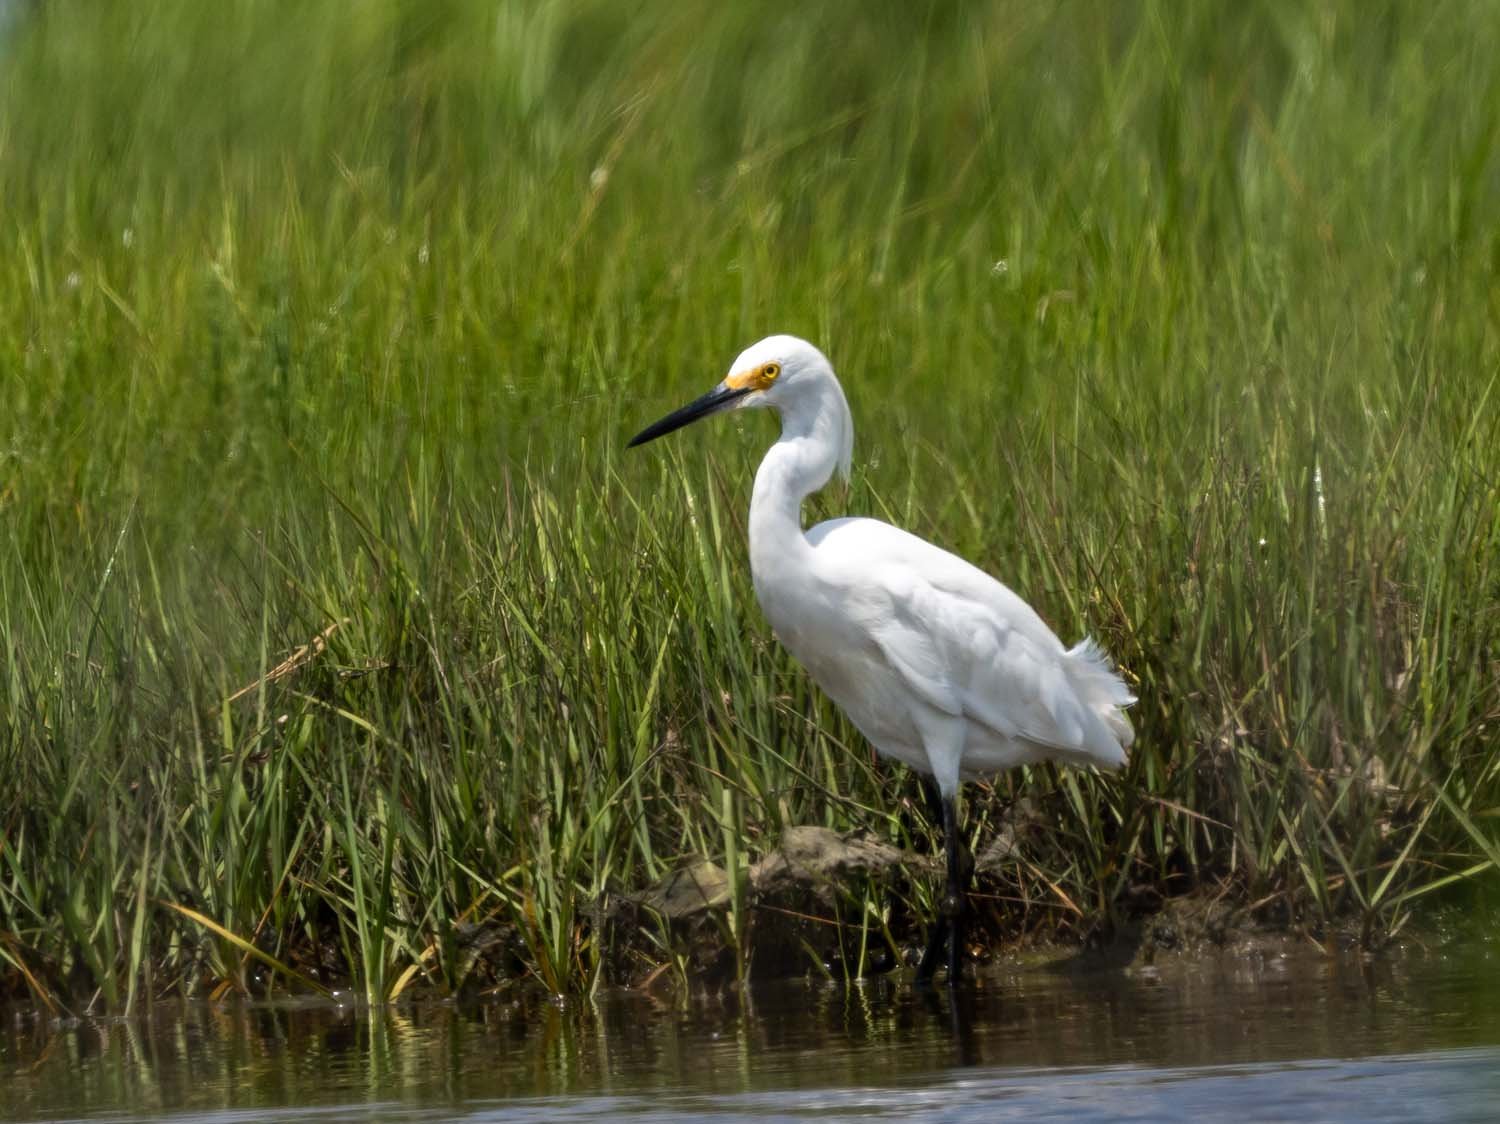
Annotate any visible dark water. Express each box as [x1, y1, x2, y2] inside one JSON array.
[[5, 945, 1500, 1122]]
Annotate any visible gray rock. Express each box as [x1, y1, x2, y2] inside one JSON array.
[[751, 825, 919, 896], [642, 857, 730, 919]]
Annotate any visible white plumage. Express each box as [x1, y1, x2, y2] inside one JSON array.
[[629, 333, 1135, 984]]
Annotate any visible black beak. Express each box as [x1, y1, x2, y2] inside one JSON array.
[[627, 383, 754, 448]]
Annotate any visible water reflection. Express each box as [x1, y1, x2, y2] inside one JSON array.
[[4, 945, 1499, 1121]]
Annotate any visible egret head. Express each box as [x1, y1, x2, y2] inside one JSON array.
[[628, 335, 850, 476]]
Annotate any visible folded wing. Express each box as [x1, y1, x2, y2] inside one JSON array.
[[812, 518, 1133, 770]]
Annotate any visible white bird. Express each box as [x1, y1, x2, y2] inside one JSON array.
[[629, 334, 1135, 984]]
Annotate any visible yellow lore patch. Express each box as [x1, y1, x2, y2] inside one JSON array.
[[725, 361, 781, 392]]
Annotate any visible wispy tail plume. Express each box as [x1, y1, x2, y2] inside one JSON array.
[[1067, 637, 1136, 751]]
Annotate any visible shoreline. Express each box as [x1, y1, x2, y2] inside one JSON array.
[[6, 823, 1485, 1019]]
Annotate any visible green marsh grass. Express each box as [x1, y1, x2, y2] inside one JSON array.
[[1, 0, 1498, 1010]]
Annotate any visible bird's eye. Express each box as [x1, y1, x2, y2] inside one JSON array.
[[762, 363, 781, 381]]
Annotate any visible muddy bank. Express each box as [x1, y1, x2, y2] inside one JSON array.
[[370, 824, 1414, 1001], [0, 823, 1438, 1012], [597, 824, 1322, 991]]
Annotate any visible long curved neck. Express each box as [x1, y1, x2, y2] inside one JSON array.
[[748, 378, 852, 579]]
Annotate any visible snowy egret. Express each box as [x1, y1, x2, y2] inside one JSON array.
[[628, 335, 1134, 985]]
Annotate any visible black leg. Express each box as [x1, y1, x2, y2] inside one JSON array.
[[916, 913, 949, 985], [916, 782, 973, 986], [941, 791, 974, 984], [916, 777, 949, 984]]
